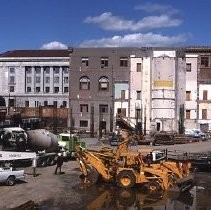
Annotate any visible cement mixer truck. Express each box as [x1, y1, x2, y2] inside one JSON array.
[[0, 127, 85, 167]]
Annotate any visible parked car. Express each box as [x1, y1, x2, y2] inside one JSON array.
[[0, 167, 25, 186], [109, 133, 122, 146], [185, 129, 206, 138]]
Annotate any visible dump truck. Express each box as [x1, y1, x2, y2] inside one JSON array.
[[76, 129, 194, 193], [0, 127, 85, 167]]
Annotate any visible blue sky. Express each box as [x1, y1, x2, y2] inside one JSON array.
[[0, 0, 211, 53]]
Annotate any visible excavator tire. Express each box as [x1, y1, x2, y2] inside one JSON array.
[[116, 170, 136, 188], [145, 180, 162, 194], [86, 165, 99, 185]]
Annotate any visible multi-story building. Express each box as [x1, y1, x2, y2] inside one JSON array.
[[185, 47, 211, 132], [0, 47, 210, 134], [0, 50, 70, 109], [69, 48, 135, 136]]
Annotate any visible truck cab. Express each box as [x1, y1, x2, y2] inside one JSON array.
[[58, 133, 86, 159]]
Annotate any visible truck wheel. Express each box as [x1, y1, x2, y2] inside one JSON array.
[[6, 176, 16, 186], [145, 181, 161, 194], [47, 157, 55, 166], [116, 171, 136, 188]]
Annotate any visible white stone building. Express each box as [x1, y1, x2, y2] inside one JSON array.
[[0, 50, 70, 110]]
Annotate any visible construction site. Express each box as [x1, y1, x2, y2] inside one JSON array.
[[0, 130, 211, 209]]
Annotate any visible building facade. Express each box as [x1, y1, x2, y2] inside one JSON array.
[[185, 47, 211, 132], [0, 47, 211, 134], [0, 50, 70, 109]]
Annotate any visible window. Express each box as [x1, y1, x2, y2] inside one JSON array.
[[35, 101, 40, 107], [62, 66, 69, 74], [35, 66, 41, 74], [202, 109, 207, 119], [27, 87, 31, 92], [45, 77, 50, 83], [35, 87, 40, 93], [99, 105, 108, 113], [44, 66, 50, 74], [186, 63, 191, 72], [62, 101, 67, 108], [64, 87, 69, 93], [53, 101, 57, 107], [186, 110, 191, 119], [53, 66, 60, 74], [201, 56, 209, 67], [35, 77, 41, 83], [9, 67, 15, 73], [25, 66, 32, 74], [99, 77, 109, 91], [81, 57, 89, 67], [9, 76, 15, 84], [80, 104, 88, 113], [120, 57, 128, 67], [80, 120, 88, 127], [80, 76, 90, 90], [45, 87, 50, 93], [203, 90, 208, 100], [137, 91, 141, 100], [137, 63, 142, 72], [101, 57, 108, 68], [9, 86, 15, 92], [186, 91, 191, 101], [54, 87, 59, 93], [54, 76, 59, 83], [25, 101, 29, 107], [121, 90, 126, 99], [44, 101, 48, 106], [64, 77, 69, 83], [27, 77, 32, 83]]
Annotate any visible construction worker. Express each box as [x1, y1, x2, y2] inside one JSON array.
[[54, 153, 64, 175]]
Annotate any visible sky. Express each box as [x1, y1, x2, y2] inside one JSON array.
[[0, 0, 211, 53]]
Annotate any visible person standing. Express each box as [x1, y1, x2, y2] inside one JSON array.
[[54, 153, 64, 175]]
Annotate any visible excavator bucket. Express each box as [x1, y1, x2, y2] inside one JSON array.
[[78, 160, 99, 185], [169, 174, 195, 193]]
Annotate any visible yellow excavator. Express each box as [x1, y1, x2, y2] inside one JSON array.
[[76, 129, 194, 193]]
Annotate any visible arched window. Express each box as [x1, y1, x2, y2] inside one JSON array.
[[99, 77, 109, 91], [79, 76, 90, 90]]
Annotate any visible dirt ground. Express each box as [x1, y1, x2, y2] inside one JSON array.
[[1, 139, 211, 209], [0, 161, 86, 209]]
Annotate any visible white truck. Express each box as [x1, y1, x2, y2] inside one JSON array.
[[0, 127, 64, 167], [0, 150, 36, 186]]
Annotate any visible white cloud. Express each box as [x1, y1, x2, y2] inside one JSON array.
[[134, 3, 179, 15], [79, 33, 188, 47], [84, 12, 182, 32], [41, 41, 68, 50]]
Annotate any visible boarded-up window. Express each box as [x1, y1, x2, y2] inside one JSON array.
[[80, 120, 88, 127], [120, 57, 128, 67], [121, 90, 125, 99], [186, 91, 191, 101], [202, 109, 207, 119], [80, 104, 88, 113], [203, 90, 208, 100], [186, 63, 191, 72], [117, 108, 126, 117], [137, 91, 141, 100], [99, 105, 108, 113], [201, 57, 209, 67], [186, 110, 190, 119], [137, 63, 142, 72]]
